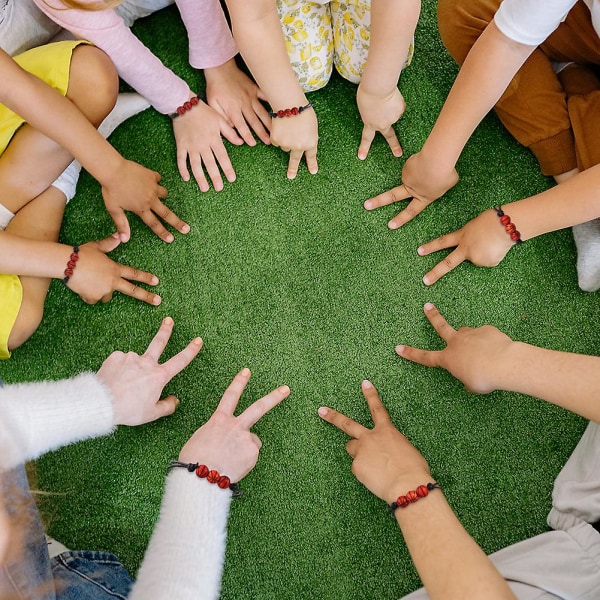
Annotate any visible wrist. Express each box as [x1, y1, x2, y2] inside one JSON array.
[[383, 470, 433, 505]]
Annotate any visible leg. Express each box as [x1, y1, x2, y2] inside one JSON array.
[[276, 0, 333, 92]]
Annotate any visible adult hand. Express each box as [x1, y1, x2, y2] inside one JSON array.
[[270, 109, 319, 180], [67, 234, 161, 305], [396, 303, 516, 395], [418, 208, 515, 286], [97, 317, 203, 426], [205, 59, 271, 147], [172, 97, 243, 192], [364, 151, 458, 229], [318, 380, 431, 504], [179, 368, 290, 482], [102, 159, 190, 244], [356, 85, 405, 160]]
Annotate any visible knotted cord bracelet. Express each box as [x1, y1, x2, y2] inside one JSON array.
[[493, 205, 523, 244], [268, 102, 313, 119], [389, 482, 441, 515], [169, 92, 206, 120], [167, 461, 242, 498], [62, 246, 80, 286]]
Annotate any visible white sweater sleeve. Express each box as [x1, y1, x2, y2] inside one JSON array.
[[0, 372, 115, 470], [129, 469, 231, 600]]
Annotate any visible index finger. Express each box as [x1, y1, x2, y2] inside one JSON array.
[[422, 302, 457, 341], [318, 406, 368, 439], [381, 126, 403, 158], [422, 247, 466, 286], [357, 126, 375, 160], [151, 200, 190, 235], [161, 336, 203, 381], [217, 368, 251, 415], [361, 380, 392, 427], [143, 316, 175, 361], [237, 384, 291, 429], [305, 146, 318, 175], [387, 196, 430, 230], [364, 184, 412, 211]]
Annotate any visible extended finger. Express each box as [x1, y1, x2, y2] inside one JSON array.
[[422, 248, 466, 286], [249, 101, 271, 144], [357, 126, 375, 160], [363, 184, 412, 210], [361, 380, 391, 426], [421, 302, 457, 341], [318, 406, 368, 439], [151, 200, 190, 236], [157, 184, 168, 200], [230, 111, 256, 147], [305, 146, 318, 175], [387, 197, 430, 230], [217, 368, 251, 415], [116, 278, 162, 305], [382, 127, 403, 158], [193, 151, 222, 192], [161, 337, 204, 380], [143, 316, 175, 361], [237, 384, 290, 429], [212, 143, 236, 184], [287, 150, 303, 180], [176, 148, 191, 183], [417, 230, 461, 257], [395, 344, 443, 369], [188, 153, 209, 192], [108, 207, 131, 243], [138, 210, 174, 243]]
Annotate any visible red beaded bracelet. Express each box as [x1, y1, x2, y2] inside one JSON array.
[[167, 461, 242, 497], [389, 482, 441, 515], [268, 102, 313, 119], [169, 94, 205, 120], [62, 246, 80, 286], [493, 206, 523, 244]]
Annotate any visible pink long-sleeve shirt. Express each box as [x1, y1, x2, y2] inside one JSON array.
[[33, 0, 237, 114]]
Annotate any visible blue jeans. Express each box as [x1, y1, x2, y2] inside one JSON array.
[[0, 465, 134, 599]]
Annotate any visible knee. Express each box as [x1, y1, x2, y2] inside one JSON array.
[[7, 296, 44, 352], [67, 45, 119, 127], [437, 0, 497, 66]]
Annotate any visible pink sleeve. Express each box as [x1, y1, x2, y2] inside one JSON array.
[[32, 0, 190, 114], [175, 0, 237, 69]]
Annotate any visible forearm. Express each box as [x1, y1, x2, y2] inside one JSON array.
[[395, 488, 515, 599], [505, 165, 600, 240], [0, 232, 78, 279], [226, 0, 306, 107], [360, 0, 420, 95], [422, 21, 534, 171], [129, 470, 231, 600], [0, 373, 114, 470], [500, 343, 600, 422]]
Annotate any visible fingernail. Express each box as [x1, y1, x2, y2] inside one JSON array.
[[362, 380, 373, 389], [395, 345, 404, 354], [364, 200, 372, 210], [318, 407, 328, 417], [153, 296, 161, 306], [163, 316, 173, 325], [165, 234, 174, 243], [181, 224, 191, 233], [389, 222, 399, 230], [422, 276, 430, 285], [151, 276, 159, 285], [417, 246, 425, 256], [357, 154, 365, 161], [279, 385, 290, 394], [193, 337, 203, 346], [424, 302, 434, 311], [241, 367, 250, 376]]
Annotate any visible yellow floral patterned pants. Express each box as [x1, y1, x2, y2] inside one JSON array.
[[277, 0, 414, 92]]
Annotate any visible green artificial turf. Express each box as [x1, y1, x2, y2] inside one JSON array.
[[2, 2, 599, 598]]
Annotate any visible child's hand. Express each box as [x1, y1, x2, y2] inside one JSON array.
[[67, 234, 161, 305], [270, 110, 319, 179], [102, 160, 190, 244], [364, 151, 459, 229], [172, 98, 243, 192], [318, 380, 432, 504], [396, 303, 516, 395], [97, 317, 203, 426], [205, 59, 271, 147], [356, 86, 405, 160], [178, 368, 290, 482], [418, 208, 515, 285]]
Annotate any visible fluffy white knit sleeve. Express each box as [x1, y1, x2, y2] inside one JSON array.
[[0, 372, 115, 470], [129, 469, 232, 600]]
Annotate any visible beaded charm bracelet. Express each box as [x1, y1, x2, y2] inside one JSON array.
[[389, 482, 441, 515], [167, 461, 242, 498], [62, 246, 80, 286], [268, 102, 313, 119], [493, 205, 523, 244], [169, 93, 206, 120]]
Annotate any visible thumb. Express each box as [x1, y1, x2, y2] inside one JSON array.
[[155, 396, 179, 420]]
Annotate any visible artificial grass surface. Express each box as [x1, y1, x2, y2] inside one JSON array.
[[2, 1, 599, 598]]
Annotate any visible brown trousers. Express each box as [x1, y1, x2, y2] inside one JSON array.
[[438, 0, 600, 176]]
